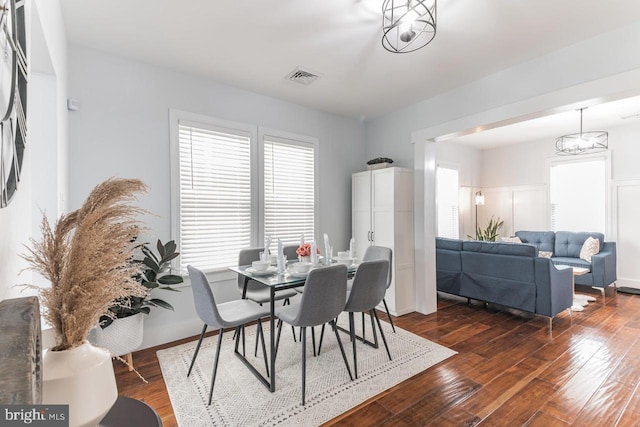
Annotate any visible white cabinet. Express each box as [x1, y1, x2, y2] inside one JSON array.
[[352, 167, 415, 316]]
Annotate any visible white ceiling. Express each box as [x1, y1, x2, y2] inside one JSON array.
[[60, 0, 640, 121]]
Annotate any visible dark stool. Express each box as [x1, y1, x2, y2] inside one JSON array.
[[100, 396, 162, 427]]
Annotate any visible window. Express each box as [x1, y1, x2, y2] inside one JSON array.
[[171, 111, 317, 273], [436, 165, 459, 239], [263, 135, 315, 251], [175, 120, 254, 271], [549, 158, 606, 233]]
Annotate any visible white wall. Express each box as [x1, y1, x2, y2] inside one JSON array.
[[66, 46, 366, 348], [367, 20, 640, 314]]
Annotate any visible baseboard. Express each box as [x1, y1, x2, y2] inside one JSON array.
[[617, 278, 640, 290]]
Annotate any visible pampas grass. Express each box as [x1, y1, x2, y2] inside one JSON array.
[[23, 178, 150, 351]]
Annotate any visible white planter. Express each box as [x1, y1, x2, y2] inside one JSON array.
[[43, 342, 118, 427], [95, 312, 144, 356]]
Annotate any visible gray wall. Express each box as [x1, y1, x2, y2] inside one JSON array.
[[67, 46, 367, 348]]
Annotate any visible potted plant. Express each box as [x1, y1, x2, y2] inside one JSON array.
[[95, 239, 183, 359], [469, 216, 505, 241], [22, 177, 149, 426]]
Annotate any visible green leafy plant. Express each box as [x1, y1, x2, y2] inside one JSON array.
[[100, 239, 183, 328], [468, 216, 504, 241]]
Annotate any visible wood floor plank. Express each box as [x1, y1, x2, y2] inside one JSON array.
[[478, 378, 557, 426], [325, 401, 393, 426], [525, 411, 570, 427]]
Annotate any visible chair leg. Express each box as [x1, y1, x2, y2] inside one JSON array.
[[241, 325, 246, 356], [317, 323, 326, 355], [311, 326, 316, 357], [331, 320, 353, 381], [301, 326, 307, 406], [257, 319, 269, 377], [208, 329, 225, 405], [382, 299, 396, 333], [187, 323, 208, 377], [349, 312, 358, 379], [372, 309, 392, 361], [361, 312, 366, 342]]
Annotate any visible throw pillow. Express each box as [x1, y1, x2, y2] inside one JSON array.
[[501, 236, 522, 244], [538, 251, 553, 259], [579, 236, 600, 262]]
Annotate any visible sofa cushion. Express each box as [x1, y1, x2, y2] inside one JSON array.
[[463, 241, 538, 257], [551, 257, 591, 270], [501, 236, 522, 243], [515, 231, 555, 253], [580, 236, 600, 262], [555, 231, 604, 258]]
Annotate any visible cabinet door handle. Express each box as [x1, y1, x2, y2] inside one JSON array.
[[367, 231, 372, 242], [371, 231, 374, 243]]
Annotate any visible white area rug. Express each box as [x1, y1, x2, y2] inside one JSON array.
[[157, 316, 456, 426]]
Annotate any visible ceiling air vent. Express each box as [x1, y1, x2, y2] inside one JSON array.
[[286, 67, 320, 85]]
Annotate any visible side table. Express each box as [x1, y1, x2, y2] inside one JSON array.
[[99, 396, 162, 427]]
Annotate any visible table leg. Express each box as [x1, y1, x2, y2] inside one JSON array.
[[270, 287, 276, 392]]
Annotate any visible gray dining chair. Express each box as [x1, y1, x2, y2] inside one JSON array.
[[361, 246, 395, 332], [283, 244, 299, 261], [274, 264, 353, 405], [238, 248, 299, 349], [187, 265, 270, 405], [238, 248, 298, 304], [343, 259, 391, 379]]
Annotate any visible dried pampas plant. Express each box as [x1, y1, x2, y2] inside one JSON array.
[[22, 178, 150, 351]]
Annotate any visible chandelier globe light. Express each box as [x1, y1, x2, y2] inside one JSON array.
[[382, 0, 437, 53], [555, 108, 608, 156]]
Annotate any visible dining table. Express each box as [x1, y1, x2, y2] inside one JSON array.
[[228, 260, 358, 392]]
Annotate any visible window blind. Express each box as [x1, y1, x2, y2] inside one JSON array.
[[263, 138, 315, 250], [178, 123, 252, 271]]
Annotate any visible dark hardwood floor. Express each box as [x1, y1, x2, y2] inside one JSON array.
[[114, 285, 640, 426]]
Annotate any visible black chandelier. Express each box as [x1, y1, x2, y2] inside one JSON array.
[[382, 0, 437, 53], [555, 108, 608, 156]]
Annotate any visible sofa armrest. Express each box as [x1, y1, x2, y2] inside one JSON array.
[[591, 241, 617, 287], [534, 259, 573, 317]]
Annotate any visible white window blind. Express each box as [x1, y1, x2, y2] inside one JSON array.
[[178, 122, 252, 271], [263, 137, 315, 250]]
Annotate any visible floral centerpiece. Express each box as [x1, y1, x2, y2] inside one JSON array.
[[296, 243, 319, 262]]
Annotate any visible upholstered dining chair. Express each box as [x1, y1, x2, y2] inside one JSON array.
[[237, 248, 298, 304], [361, 246, 395, 332], [343, 259, 391, 379], [237, 248, 298, 349], [186, 265, 270, 405], [283, 244, 299, 262], [274, 264, 353, 405]]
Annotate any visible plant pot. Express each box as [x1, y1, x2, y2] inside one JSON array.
[[95, 312, 144, 356], [298, 255, 311, 263], [43, 342, 118, 427]]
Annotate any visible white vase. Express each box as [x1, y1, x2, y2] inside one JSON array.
[[299, 255, 311, 263], [43, 342, 118, 427], [94, 312, 144, 356]]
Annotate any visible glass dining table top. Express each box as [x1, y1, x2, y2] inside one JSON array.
[[229, 260, 358, 289]]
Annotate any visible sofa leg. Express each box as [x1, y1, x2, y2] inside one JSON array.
[[548, 317, 553, 337], [592, 286, 606, 305]]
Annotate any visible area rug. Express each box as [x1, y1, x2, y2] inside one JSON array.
[[157, 316, 456, 426]]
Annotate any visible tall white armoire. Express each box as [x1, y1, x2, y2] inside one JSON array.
[[352, 167, 415, 316]]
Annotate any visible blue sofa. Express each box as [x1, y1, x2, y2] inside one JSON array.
[[515, 231, 617, 300], [435, 238, 574, 324]]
